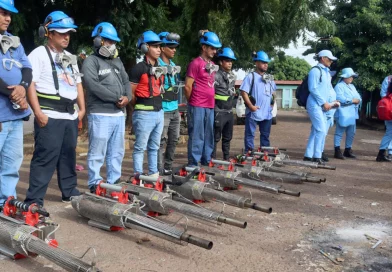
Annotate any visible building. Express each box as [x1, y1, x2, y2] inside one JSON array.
[[235, 80, 302, 109]]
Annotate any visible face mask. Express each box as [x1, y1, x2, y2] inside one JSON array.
[[55, 53, 77, 70], [205, 62, 219, 75], [227, 72, 236, 84], [262, 73, 274, 83], [55, 53, 83, 79], [167, 65, 181, 76], [98, 44, 117, 58], [0, 35, 21, 54]]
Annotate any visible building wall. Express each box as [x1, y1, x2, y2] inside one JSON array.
[[275, 85, 301, 109]]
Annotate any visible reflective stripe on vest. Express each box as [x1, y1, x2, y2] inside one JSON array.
[[215, 94, 230, 101], [134, 104, 154, 110]]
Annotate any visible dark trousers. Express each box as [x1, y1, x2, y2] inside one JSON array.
[[158, 109, 180, 170], [25, 118, 80, 206], [244, 114, 272, 151], [212, 111, 234, 160]]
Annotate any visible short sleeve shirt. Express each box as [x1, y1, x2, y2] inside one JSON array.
[[129, 60, 163, 98], [0, 31, 32, 122], [186, 57, 216, 108], [29, 46, 81, 120], [240, 72, 276, 121]]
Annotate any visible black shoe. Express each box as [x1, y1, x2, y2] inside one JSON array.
[[312, 158, 325, 165], [334, 147, 345, 160], [62, 191, 81, 203], [89, 185, 97, 194], [303, 156, 312, 161], [343, 148, 356, 159], [376, 149, 391, 162], [321, 152, 329, 162]]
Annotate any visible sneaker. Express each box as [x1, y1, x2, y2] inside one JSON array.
[[303, 156, 312, 161], [62, 197, 72, 203], [162, 169, 172, 176]]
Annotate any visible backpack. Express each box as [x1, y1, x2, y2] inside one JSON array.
[[296, 66, 322, 108], [377, 93, 392, 121]]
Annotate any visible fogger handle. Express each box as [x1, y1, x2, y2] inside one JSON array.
[[99, 183, 140, 196], [9, 199, 50, 217]]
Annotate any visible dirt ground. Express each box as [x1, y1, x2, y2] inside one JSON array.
[[2, 110, 392, 272]]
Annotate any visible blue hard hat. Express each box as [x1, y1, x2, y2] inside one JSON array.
[[0, 0, 18, 13], [253, 51, 271, 62], [92, 22, 121, 42], [158, 31, 180, 46], [44, 11, 77, 29], [218, 47, 236, 60], [137, 30, 162, 49], [200, 31, 222, 48]]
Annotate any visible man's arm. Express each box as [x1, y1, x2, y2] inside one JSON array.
[[380, 76, 390, 98], [241, 91, 259, 112], [184, 76, 194, 101], [116, 62, 131, 108], [130, 84, 137, 108], [27, 82, 48, 127], [76, 83, 85, 121]]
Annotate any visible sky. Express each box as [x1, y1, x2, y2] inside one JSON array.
[[234, 35, 318, 80]]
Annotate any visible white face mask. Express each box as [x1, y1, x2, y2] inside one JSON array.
[[55, 53, 77, 70], [0, 35, 21, 54], [98, 43, 117, 58]]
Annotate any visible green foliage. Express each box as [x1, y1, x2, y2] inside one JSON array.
[[304, 0, 392, 92], [10, 0, 328, 72], [269, 54, 311, 80]]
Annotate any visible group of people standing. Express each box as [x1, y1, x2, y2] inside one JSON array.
[[0, 0, 276, 209], [304, 50, 392, 163]]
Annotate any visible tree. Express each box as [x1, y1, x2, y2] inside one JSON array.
[[302, 0, 392, 120], [269, 53, 311, 80]]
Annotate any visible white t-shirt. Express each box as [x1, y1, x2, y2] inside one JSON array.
[[29, 46, 81, 120]]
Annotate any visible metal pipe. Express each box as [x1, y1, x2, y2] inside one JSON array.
[[278, 188, 301, 197], [211, 159, 231, 165], [138, 175, 160, 182], [216, 216, 247, 229], [99, 183, 140, 195], [180, 234, 213, 250], [244, 202, 272, 214]]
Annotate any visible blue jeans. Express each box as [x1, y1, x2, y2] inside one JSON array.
[[244, 114, 272, 151], [87, 115, 125, 187], [132, 110, 164, 174], [187, 105, 214, 166], [380, 120, 392, 153], [334, 123, 356, 148], [304, 106, 327, 159], [0, 120, 23, 206]]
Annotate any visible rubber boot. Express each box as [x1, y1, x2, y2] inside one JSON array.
[[321, 152, 329, 162], [376, 149, 392, 162], [334, 146, 345, 160], [343, 147, 356, 159]]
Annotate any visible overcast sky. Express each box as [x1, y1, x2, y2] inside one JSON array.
[[234, 34, 318, 80]]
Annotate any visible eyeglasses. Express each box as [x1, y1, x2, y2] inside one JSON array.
[[49, 17, 75, 26]]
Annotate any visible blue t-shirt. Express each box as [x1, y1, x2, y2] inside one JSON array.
[[0, 31, 32, 122], [158, 57, 179, 112], [240, 72, 276, 121]]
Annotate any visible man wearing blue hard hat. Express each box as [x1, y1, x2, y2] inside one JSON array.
[[82, 22, 131, 193], [157, 31, 181, 175], [303, 49, 337, 165], [0, 0, 33, 209], [25, 11, 85, 206], [129, 30, 165, 176], [185, 30, 221, 167], [212, 47, 237, 160], [240, 51, 276, 151]]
